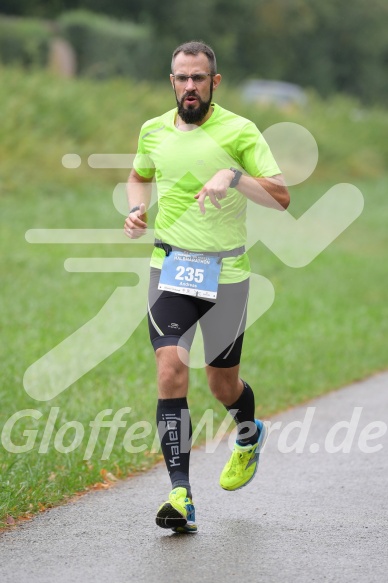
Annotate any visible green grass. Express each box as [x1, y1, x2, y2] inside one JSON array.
[[0, 68, 388, 526]]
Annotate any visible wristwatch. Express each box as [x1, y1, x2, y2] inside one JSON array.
[[229, 167, 242, 189]]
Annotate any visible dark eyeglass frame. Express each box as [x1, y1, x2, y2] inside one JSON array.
[[172, 74, 214, 84]]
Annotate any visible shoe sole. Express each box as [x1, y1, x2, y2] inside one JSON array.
[[155, 502, 187, 529], [172, 523, 197, 534], [221, 421, 269, 491]]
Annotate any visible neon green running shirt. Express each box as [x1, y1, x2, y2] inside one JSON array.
[[133, 103, 281, 283]]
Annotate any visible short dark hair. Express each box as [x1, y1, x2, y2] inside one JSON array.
[[171, 41, 217, 75]]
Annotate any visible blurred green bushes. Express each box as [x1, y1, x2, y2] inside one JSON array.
[[57, 10, 150, 79], [0, 10, 151, 79], [0, 16, 51, 68], [1, 1, 388, 105]]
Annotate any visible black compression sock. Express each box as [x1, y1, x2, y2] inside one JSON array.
[[156, 397, 192, 498], [225, 380, 259, 446]]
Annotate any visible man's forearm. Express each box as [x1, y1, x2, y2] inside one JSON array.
[[235, 173, 290, 210], [127, 169, 153, 213], [194, 169, 290, 214]]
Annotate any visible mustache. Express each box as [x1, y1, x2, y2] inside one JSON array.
[[181, 91, 200, 100]]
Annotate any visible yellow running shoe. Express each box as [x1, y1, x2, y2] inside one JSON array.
[[220, 420, 268, 491], [155, 487, 197, 533]]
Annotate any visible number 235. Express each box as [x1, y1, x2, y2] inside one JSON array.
[[175, 266, 204, 283]]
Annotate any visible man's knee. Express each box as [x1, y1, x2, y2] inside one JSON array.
[[156, 345, 189, 397]]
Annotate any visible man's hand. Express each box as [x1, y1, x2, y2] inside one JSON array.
[[124, 203, 148, 239], [194, 169, 234, 215]]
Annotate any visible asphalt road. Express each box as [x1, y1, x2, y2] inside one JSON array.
[[1, 372, 387, 583]]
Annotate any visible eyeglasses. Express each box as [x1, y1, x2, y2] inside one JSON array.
[[172, 74, 213, 84]]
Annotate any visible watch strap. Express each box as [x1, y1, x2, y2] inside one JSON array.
[[229, 167, 242, 188]]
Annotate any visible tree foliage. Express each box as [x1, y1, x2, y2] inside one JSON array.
[[1, 0, 387, 103]]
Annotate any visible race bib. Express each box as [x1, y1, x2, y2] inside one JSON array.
[[158, 251, 221, 299]]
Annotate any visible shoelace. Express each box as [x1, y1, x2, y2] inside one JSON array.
[[229, 447, 254, 475]]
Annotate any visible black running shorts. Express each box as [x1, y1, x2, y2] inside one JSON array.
[[147, 267, 249, 368]]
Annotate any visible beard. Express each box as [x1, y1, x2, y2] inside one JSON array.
[[175, 85, 213, 124]]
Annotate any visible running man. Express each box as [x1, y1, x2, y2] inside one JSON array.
[[124, 41, 290, 533]]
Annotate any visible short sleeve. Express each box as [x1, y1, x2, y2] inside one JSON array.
[[236, 122, 281, 178]]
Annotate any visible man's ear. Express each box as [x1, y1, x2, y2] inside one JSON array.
[[212, 73, 222, 91], [169, 74, 175, 90]]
